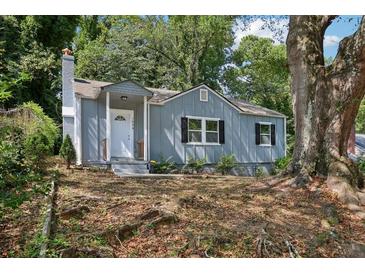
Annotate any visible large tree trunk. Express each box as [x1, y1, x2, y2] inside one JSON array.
[[286, 16, 365, 196]]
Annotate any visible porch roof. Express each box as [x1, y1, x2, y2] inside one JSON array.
[[73, 78, 178, 102]]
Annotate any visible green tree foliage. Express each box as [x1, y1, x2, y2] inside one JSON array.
[[75, 16, 235, 91], [0, 103, 57, 213], [0, 126, 26, 190], [24, 130, 52, 171], [59, 134, 76, 169], [0, 16, 79, 120], [223, 35, 294, 151], [19, 102, 59, 148], [356, 99, 365, 133]]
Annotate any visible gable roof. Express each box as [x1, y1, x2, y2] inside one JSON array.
[[72, 78, 285, 118], [149, 83, 286, 118], [101, 79, 154, 96]]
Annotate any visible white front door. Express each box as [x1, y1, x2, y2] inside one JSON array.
[[111, 109, 134, 158]]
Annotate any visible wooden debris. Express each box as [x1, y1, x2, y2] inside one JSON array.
[[59, 205, 90, 219]]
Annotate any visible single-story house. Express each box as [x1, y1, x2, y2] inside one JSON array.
[[61, 50, 286, 175]]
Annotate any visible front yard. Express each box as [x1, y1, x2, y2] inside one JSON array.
[[46, 160, 365, 258]]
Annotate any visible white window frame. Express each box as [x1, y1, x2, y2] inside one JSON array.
[[259, 122, 272, 147], [200, 89, 208, 102], [187, 118, 203, 144], [186, 115, 220, 145]]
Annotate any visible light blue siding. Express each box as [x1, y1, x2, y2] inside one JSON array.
[[149, 86, 285, 164], [81, 99, 99, 161], [102, 81, 153, 97]]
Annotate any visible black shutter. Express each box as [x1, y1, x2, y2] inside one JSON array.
[[181, 117, 188, 143], [271, 124, 276, 145], [255, 123, 260, 145], [219, 120, 225, 144]]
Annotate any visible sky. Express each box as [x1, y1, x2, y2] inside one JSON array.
[[234, 16, 361, 58]]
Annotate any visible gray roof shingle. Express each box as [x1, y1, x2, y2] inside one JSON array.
[[72, 78, 285, 118]]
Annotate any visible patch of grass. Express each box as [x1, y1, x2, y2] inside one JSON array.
[[132, 229, 140, 237], [21, 233, 47, 258], [46, 234, 71, 258], [69, 218, 81, 232], [146, 223, 156, 230], [0, 188, 30, 209], [315, 232, 331, 246], [89, 235, 108, 247], [327, 216, 339, 226], [241, 234, 254, 256], [51, 235, 70, 249]]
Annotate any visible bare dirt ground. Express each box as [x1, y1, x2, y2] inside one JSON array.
[[0, 176, 51, 257], [50, 161, 365, 258]]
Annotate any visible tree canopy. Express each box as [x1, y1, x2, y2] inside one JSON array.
[[0, 16, 79, 120], [75, 16, 235, 91]]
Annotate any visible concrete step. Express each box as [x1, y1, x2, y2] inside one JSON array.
[[112, 163, 149, 175]]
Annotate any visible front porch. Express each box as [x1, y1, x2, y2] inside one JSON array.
[[105, 83, 152, 162], [76, 80, 153, 165]]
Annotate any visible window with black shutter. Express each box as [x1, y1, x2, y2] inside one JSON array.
[[256, 122, 274, 146], [181, 116, 222, 145], [181, 117, 188, 143], [255, 123, 260, 145], [219, 120, 225, 144]]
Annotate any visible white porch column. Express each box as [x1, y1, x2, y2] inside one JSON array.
[[143, 96, 148, 161], [106, 91, 111, 162], [75, 95, 82, 165]]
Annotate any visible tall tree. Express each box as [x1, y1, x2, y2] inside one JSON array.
[[223, 35, 293, 148], [75, 16, 235, 91], [287, 16, 365, 202]]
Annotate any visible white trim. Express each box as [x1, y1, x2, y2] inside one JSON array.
[[186, 116, 220, 145], [147, 102, 151, 161], [258, 122, 272, 147], [110, 108, 134, 158], [186, 115, 220, 121], [199, 88, 208, 102], [62, 106, 74, 117], [106, 91, 111, 161], [284, 117, 287, 157], [143, 96, 148, 161], [74, 95, 82, 165]]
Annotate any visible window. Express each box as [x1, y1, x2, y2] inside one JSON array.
[[206, 120, 218, 143], [187, 117, 219, 144], [200, 89, 208, 102], [259, 123, 271, 145], [114, 115, 126, 121], [188, 118, 202, 143]]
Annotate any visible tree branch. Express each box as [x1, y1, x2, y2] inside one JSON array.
[[330, 16, 365, 76]]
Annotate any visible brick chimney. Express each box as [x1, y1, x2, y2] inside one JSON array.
[[62, 48, 75, 143]]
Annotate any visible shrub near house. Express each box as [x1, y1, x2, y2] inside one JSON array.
[[59, 134, 76, 169], [0, 102, 59, 209]]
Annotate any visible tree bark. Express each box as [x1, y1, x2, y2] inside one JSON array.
[[287, 16, 365, 192]]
